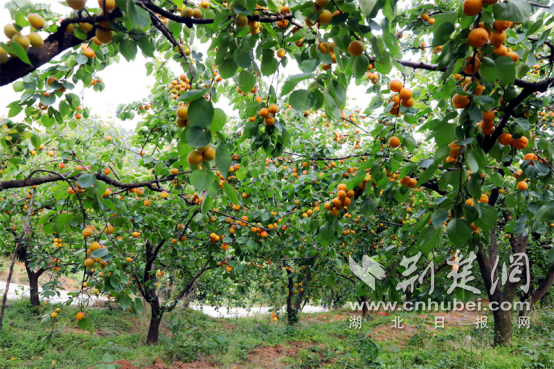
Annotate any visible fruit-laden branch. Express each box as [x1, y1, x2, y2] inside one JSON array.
[[0, 9, 123, 87], [0, 170, 182, 193], [388, 58, 553, 90], [137, 0, 294, 28], [483, 76, 554, 153]]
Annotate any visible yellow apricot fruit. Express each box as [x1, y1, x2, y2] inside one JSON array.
[[348, 40, 365, 57], [28, 14, 45, 29], [467, 28, 489, 48]]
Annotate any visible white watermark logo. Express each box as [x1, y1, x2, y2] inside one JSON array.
[[349, 251, 530, 295]]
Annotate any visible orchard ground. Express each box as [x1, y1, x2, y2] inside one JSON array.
[[1, 297, 553, 368]]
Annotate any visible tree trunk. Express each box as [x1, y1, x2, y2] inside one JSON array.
[[28, 271, 40, 307], [146, 303, 164, 345], [492, 308, 512, 346], [285, 274, 298, 324]]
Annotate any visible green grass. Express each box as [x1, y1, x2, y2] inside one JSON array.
[[0, 298, 553, 368]]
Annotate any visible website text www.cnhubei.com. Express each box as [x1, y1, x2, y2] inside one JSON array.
[[348, 298, 530, 312]]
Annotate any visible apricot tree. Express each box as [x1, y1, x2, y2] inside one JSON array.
[[2, 0, 554, 347]]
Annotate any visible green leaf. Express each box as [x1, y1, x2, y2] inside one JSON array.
[[467, 173, 482, 199], [223, 182, 239, 205], [219, 59, 237, 79], [78, 173, 96, 188], [66, 93, 80, 110], [403, 136, 416, 152], [212, 108, 226, 131], [31, 134, 41, 149], [215, 143, 231, 178], [352, 55, 369, 79], [289, 90, 317, 112], [2, 41, 32, 66], [360, 197, 377, 216], [431, 209, 449, 227], [538, 203, 554, 223], [280, 73, 312, 96], [432, 22, 454, 47], [77, 317, 90, 330], [190, 168, 216, 192], [474, 203, 497, 232], [446, 218, 473, 247], [186, 126, 212, 148], [238, 71, 256, 94], [119, 39, 137, 61], [319, 222, 336, 247], [137, 36, 154, 57], [188, 98, 214, 128], [359, 0, 379, 16], [90, 248, 108, 258], [492, 0, 531, 23], [495, 56, 516, 85], [178, 89, 206, 103], [119, 294, 132, 311], [479, 57, 498, 83], [399, 162, 417, 179]]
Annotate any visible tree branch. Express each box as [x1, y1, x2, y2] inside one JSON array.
[[0, 9, 123, 86]]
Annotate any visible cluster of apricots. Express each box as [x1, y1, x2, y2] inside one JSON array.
[[178, 0, 209, 19], [388, 79, 413, 115], [259, 104, 279, 126], [84, 240, 109, 269], [324, 184, 354, 216], [1, 13, 45, 63], [187, 144, 216, 165]]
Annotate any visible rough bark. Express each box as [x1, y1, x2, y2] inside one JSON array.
[[25, 266, 44, 307], [0, 10, 123, 87], [475, 232, 530, 346], [146, 301, 163, 345], [492, 308, 513, 346]]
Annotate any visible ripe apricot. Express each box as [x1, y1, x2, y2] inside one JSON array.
[[388, 136, 400, 148], [260, 108, 269, 118], [512, 136, 528, 149], [507, 51, 519, 63], [482, 110, 495, 122], [177, 106, 188, 120], [348, 40, 365, 57], [187, 150, 203, 165], [203, 147, 216, 161], [96, 29, 113, 44], [28, 14, 44, 29], [467, 28, 489, 48], [517, 181, 528, 191], [452, 94, 470, 109], [494, 20, 511, 32], [28, 33, 43, 48], [400, 98, 414, 108], [67, 0, 86, 10], [498, 133, 513, 145], [318, 9, 332, 24], [268, 104, 278, 115], [462, 0, 482, 16], [389, 79, 403, 93], [463, 56, 481, 74], [4, 24, 18, 39], [399, 88, 412, 100], [490, 31, 505, 46], [493, 45, 508, 57]]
